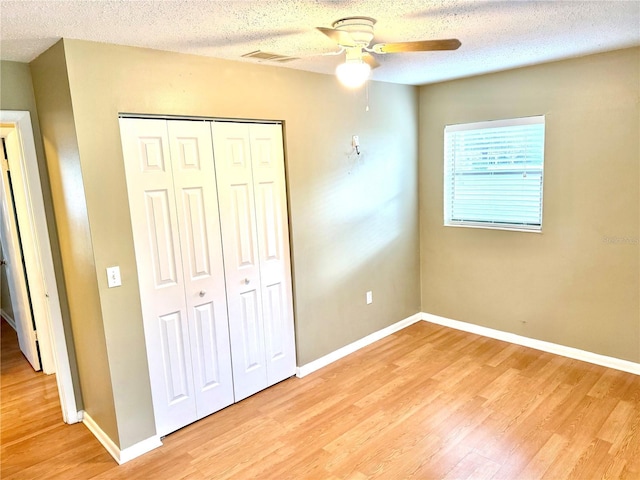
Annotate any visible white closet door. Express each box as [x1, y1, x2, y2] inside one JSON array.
[[166, 120, 234, 418], [248, 124, 296, 385], [211, 122, 268, 401], [120, 118, 196, 436]]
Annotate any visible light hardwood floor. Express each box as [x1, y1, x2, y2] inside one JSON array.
[[2, 318, 640, 479]]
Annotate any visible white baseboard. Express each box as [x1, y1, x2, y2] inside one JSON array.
[[1, 309, 16, 331], [65, 410, 84, 424], [82, 411, 162, 464], [119, 434, 163, 464], [422, 312, 640, 376], [296, 312, 423, 377]]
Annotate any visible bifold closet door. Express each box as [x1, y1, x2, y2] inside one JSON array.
[[212, 122, 296, 401], [120, 118, 233, 437], [166, 120, 234, 420]]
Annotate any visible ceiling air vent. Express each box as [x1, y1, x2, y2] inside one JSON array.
[[241, 50, 299, 63]]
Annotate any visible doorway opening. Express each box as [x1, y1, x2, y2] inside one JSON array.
[[1, 135, 42, 371], [0, 110, 79, 424]]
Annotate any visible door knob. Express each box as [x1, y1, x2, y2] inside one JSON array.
[[244, 278, 250, 285], [199, 290, 206, 297]]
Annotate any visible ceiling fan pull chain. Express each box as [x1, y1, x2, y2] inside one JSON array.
[[366, 82, 370, 112]]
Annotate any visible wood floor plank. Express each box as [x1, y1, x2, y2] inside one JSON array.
[[443, 451, 501, 480], [3, 319, 640, 479], [517, 432, 569, 479]]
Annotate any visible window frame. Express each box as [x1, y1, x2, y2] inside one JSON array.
[[444, 115, 546, 233]]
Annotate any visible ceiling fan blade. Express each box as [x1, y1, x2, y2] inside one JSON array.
[[373, 39, 461, 54], [363, 53, 380, 69], [316, 27, 356, 47]]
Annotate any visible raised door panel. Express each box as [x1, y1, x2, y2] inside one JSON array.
[[249, 124, 296, 385], [159, 311, 191, 404], [119, 118, 197, 436], [211, 121, 268, 401], [191, 300, 230, 411], [167, 120, 234, 417], [144, 190, 179, 288]]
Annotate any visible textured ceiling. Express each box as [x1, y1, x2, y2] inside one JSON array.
[[1, 0, 639, 85]]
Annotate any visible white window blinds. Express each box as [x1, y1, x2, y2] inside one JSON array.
[[444, 116, 545, 232]]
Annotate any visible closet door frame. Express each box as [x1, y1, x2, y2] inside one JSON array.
[[121, 115, 296, 434]]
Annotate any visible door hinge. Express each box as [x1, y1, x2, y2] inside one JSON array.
[[33, 330, 38, 341], [1, 156, 8, 172]]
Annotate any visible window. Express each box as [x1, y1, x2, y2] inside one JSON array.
[[444, 116, 545, 232]]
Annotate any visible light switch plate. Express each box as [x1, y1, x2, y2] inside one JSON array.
[[366, 290, 373, 305], [106, 266, 122, 288]]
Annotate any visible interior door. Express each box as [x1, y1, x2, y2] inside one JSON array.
[[166, 120, 234, 419], [120, 118, 197, 436], [211, 122, 269, 401], [248, 124, 296, 385], [0, 153, 40, 371]]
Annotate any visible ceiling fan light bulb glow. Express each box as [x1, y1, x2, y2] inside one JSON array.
[[336, 61, 371, 88]]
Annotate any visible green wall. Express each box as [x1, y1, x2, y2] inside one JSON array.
[[1, 243, 14, 320], [28, 37, 638, 454], [419, 47, 640, 362], [0, 61, 38, 324], [31, 39, 420, 449], [0, 59, 82, 407]]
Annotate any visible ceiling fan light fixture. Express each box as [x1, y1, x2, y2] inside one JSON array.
[[336, 61, 371, 88], [332, 16, 376, 46], [318, 15, 461, 88]]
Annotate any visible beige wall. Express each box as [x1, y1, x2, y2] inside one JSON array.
[[32, 39, 420, 448], [30, 45, 118, 441], [0, 60, 82, 406], [419, 48, 640, 362]]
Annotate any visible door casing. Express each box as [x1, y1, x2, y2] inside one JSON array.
[[0, 110, 79, 424]]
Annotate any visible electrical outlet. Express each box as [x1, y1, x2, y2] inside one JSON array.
[[106, 266, 122, 288], [366, 290, 373, 305]]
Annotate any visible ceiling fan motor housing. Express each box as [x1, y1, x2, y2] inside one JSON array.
[[332, 16, 376, 46]]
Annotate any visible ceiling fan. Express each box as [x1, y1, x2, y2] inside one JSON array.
[[317, 16, 461, 88]]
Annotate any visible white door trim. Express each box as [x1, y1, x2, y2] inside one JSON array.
[[0, 110, 79, 424]]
